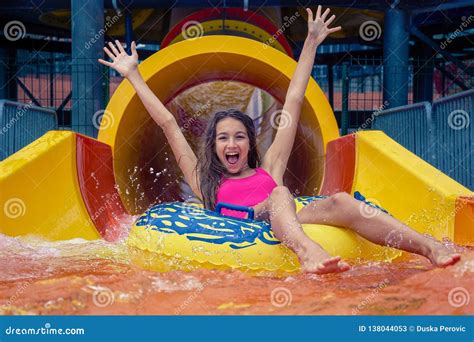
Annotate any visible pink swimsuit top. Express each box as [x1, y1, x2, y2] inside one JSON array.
[[215, 167, 278, 219]]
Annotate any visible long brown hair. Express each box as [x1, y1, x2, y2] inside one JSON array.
[[196, 109, 261, 210]]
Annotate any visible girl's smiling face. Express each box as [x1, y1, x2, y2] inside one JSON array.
[[215, 117, 250, 174]]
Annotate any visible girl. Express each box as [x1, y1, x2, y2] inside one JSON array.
[[99, 6, 461, 274]]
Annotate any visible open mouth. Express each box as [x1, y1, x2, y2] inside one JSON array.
[[225, 152, 240, 165]]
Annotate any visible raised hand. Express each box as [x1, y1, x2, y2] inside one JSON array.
[[306, 6, 341, 46], [98, 40, 139, 78]]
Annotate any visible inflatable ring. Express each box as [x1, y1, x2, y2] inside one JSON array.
[[127, 195, 401, 274]]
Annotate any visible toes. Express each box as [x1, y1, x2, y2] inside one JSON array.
[[316, 263, 333, 273], [316, 263, 326, 271], [445, 254, 461, 266], [322, 256, 341, 266], [301, 255, 349, 274], [335, 261, 351, 272], [438, 254, 461, 267], [339, 261, 351, 271], [341, 265, 351, 272], [315, 260, 350, 274]]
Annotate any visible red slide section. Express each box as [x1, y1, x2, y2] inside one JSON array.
[[320, 134, 356, 195], [161, 8, 294, 57], [76, 135, 130, 242]]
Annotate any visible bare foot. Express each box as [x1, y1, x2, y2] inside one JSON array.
[[427, 242, 461, 267], [298, 245, 351, 274]]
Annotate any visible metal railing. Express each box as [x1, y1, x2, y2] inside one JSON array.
[[432, 88, 473, 190], [372, 89, 473, 190], [372, 102, 435, 164], [0, 100, 57, 160]]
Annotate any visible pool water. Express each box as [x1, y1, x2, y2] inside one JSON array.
[[0, 231, 472, 315]]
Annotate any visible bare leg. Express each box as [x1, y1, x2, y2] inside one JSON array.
[[254, 186, 350, 274], [296, 192, 461, 267]]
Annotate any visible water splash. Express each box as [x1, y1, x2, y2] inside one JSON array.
[[150, 273, 205, 293]]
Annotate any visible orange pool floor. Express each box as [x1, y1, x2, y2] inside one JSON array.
[[0, 234, 472, 315]]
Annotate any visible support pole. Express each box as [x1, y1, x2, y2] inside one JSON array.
[[71, 0, 104, 137], [383, 7, 409, 109]]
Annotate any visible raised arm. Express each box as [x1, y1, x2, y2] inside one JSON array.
[[98, 41, 202, 199], [262, 6, 341, 181]]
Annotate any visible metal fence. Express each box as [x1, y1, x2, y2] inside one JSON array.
[[373, 89, 473, 190], [0, 100, 57, 160], [312, 56, 474, 132], [432, 89, 473, 190], [0, 49, 120, 132], [2, 50, 471, 131], [372, 102, 435, 164]]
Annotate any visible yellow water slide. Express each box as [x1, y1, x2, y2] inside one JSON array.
[[0, 36, 472, 253], [352, 131, 472, 245]]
